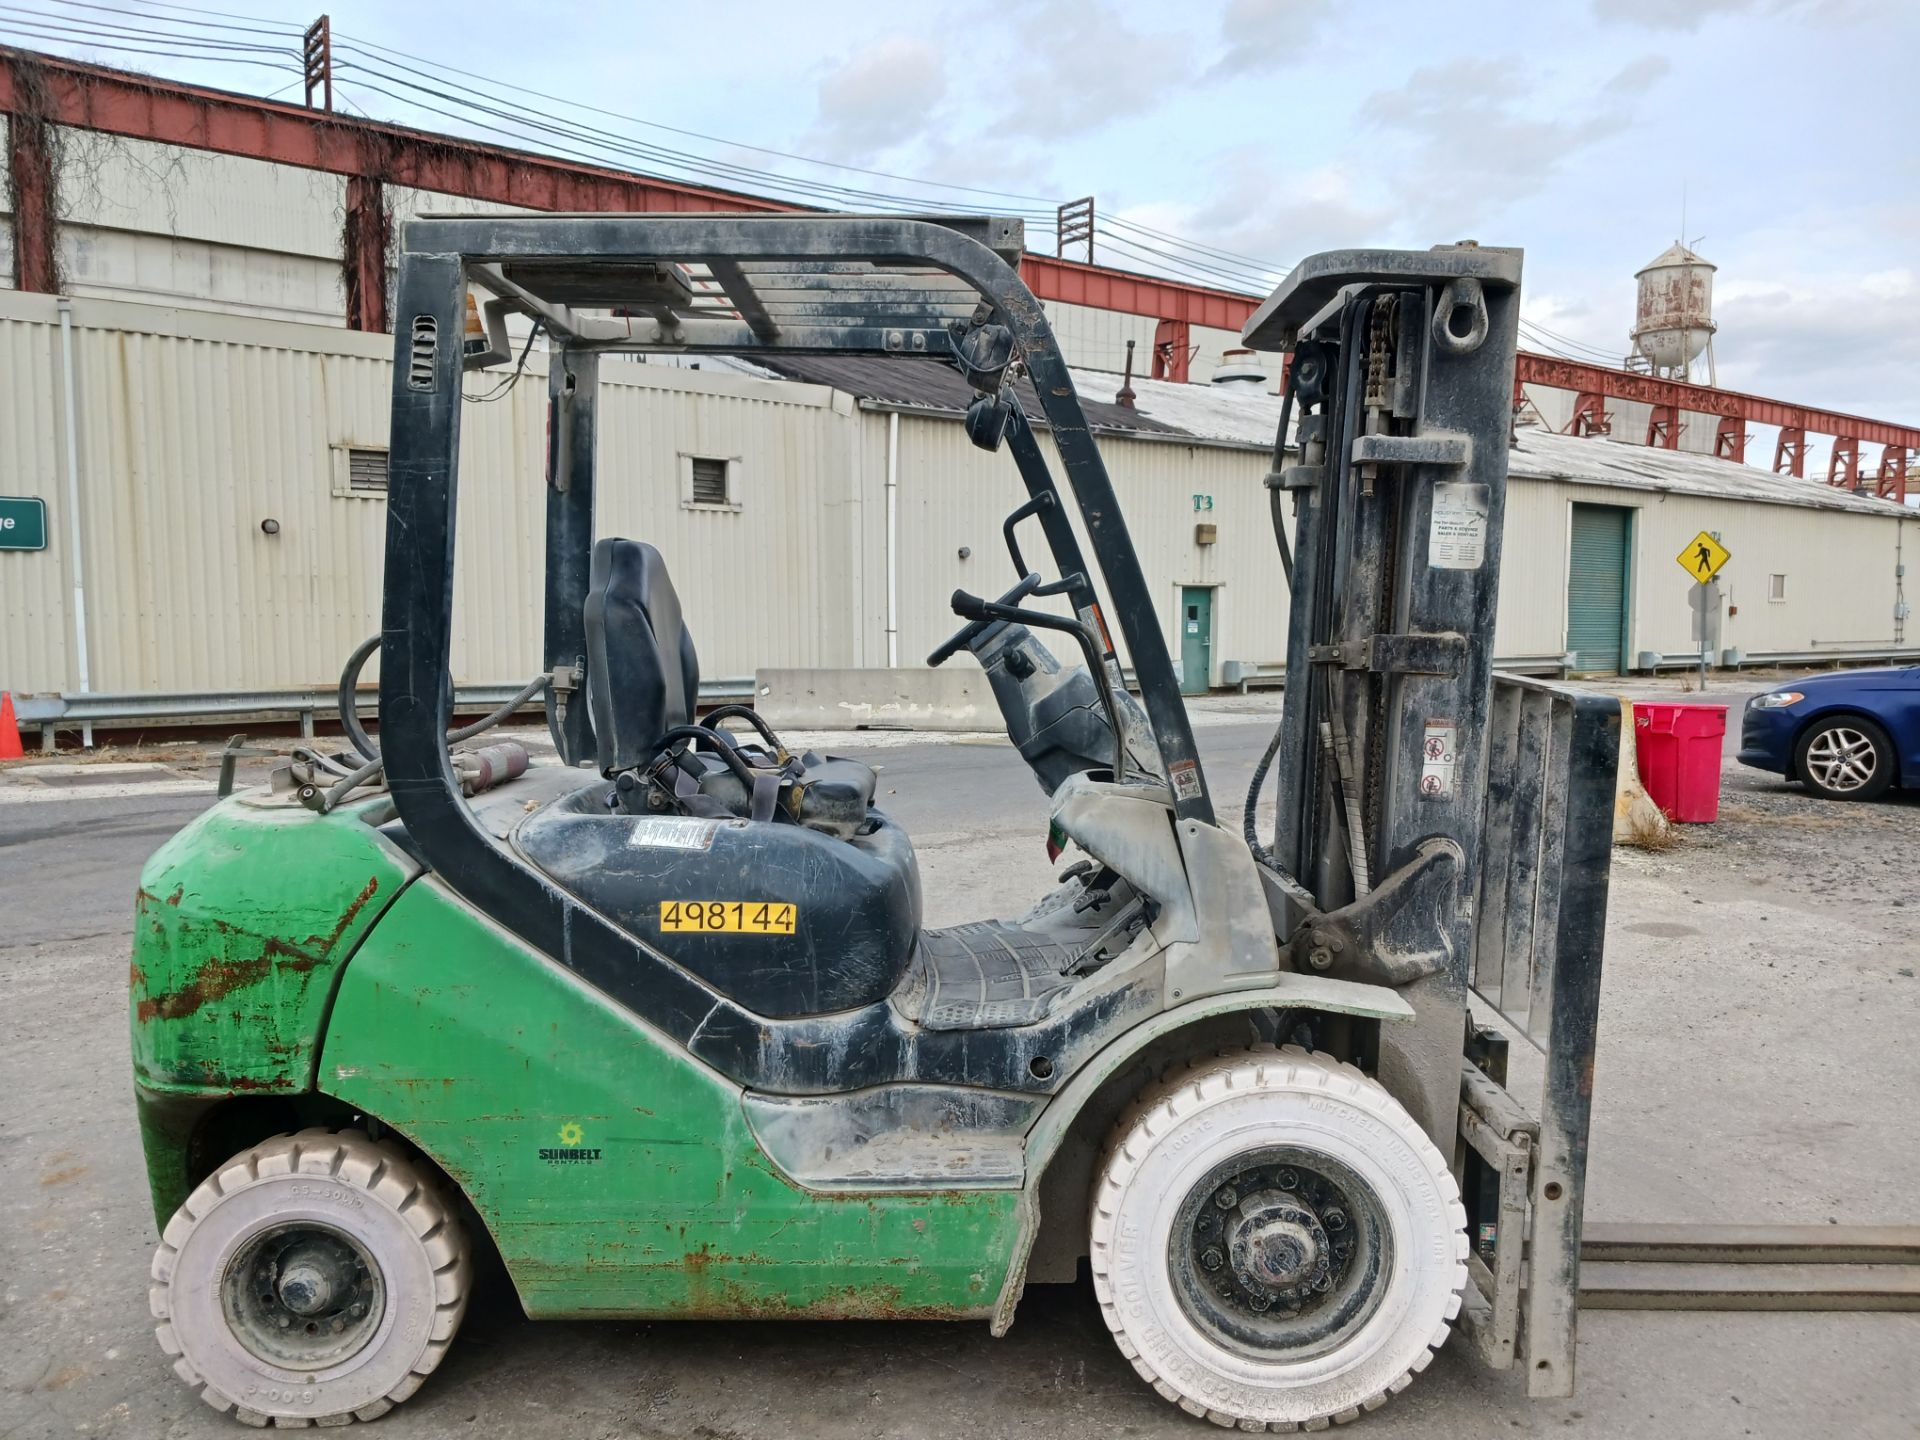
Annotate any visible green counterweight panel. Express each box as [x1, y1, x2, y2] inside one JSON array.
[[319, 877, 1026, 1321], [130, 797, 420, 1096]]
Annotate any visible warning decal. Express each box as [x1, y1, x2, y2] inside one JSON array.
[[1419, 720, 1458, 800], [1169, 759, 1203, 801]]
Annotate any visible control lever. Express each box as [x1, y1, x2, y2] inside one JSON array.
[[947, 589, 1128, 784], [926, 572, 1043, 667]]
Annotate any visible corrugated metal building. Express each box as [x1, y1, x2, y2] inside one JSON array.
[[2, 287, 1910, 718]]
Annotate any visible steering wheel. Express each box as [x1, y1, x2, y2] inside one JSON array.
[[927, 572, 1043, 666]]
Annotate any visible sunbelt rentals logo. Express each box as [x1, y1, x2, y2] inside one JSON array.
[[540, 1120, 602, 1165]]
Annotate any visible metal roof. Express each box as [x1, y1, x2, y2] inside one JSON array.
[[784, 353, 1911, 519]]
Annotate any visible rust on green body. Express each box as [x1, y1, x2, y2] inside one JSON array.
[[320, 877, 1027, 1321], [130, 797, 419, 1096]]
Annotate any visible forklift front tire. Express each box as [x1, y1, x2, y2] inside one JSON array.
[[149, 1128, 471, 1428], [1090, 1046, 1466, 1430]]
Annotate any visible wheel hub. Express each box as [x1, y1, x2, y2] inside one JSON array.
[[1172, 1148, 1390, 1361], [1227, 1193, 1329, 1295], [221, 1224, 385, 1371]]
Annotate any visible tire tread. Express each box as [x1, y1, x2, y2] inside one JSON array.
[[1088, 1045, 1467, 1432], [149, 1126, 471, 1428]]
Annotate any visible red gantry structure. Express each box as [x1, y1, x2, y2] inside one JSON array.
[[2, 45, 1912, 503]]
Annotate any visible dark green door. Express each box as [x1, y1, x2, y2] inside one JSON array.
[[1180, 586, 1213, 694], [1566, 503, 1632, 675]]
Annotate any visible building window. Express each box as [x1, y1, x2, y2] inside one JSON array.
[[332, 445, 390, 499], [680, 454, 741, 511], [1768, 573, 1787, 603]]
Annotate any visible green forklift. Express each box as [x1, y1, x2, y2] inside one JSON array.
[[131, 215, 1617, 1429]]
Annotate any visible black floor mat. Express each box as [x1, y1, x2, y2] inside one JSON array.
[[894, 921, 1085, 1030]]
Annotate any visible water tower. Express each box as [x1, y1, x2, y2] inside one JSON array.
[[1630, 242, 1717, 384]]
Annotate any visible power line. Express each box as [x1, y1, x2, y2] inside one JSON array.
[[0, 19, 297, 69], [10, 0, 1298, 296], [16, 0, 298, 38]]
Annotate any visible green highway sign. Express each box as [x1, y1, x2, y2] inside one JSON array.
[[0, 496, 47, 551]]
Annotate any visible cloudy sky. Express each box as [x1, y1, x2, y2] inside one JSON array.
[[7, 0, 1917, 435]]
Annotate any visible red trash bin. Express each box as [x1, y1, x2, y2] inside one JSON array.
[[1634, 702, 1728, 822]]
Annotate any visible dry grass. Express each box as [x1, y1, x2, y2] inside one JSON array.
[[1617, 811, 1681, 850]]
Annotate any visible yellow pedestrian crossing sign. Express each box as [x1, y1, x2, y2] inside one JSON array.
[[1676, 530, 1730, 583]]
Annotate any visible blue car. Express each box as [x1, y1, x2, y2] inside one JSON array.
[[1737, 666, 1920, 800]]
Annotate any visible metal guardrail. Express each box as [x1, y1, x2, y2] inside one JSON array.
[[11, 679, 755, 749], [1636, 645, 1920, 673]]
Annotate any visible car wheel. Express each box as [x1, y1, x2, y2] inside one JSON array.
[[150, 1127, 471, 1427], [1794, 715, 1895, 801], [1089, 1046, 1466, 1430]]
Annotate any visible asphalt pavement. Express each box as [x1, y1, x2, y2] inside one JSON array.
[[3, 693, 1917, 1439]]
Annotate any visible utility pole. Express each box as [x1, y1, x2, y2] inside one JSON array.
[[1055, 197, 1093, 264], [302, 16, 333, 112]]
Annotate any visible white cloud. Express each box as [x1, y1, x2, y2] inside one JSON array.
[[1206, 0, 1329, 78], [804, 35, 948, 164]]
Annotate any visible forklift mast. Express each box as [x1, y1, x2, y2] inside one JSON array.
[[1250, 246, 1520, 929], [1245, 249, 1621, 1395]]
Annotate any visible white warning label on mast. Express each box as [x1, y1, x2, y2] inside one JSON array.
[[1419, 720, 1458, 800], [1429, 482, 1490, 570]]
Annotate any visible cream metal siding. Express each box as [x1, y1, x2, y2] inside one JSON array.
[[2, 289, 1910, 710], [869, 411, 1288, 685], [593, 361, 856, 679], [0, 291, 856, 696], [1489, 476, 1910, 662], [0, 297, 68, 689], [1492, 479, 1574, 662]]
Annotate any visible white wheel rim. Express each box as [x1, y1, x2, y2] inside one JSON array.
[[1807, 726, 1876, 791]]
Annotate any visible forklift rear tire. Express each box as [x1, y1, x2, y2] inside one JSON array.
[[149, 1128, 471, 1428], [1089, 1046, 1466, 1430]]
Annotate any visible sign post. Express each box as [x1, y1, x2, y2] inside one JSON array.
[[1675, 530, 1731, 690]]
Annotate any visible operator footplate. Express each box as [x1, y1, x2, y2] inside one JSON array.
[[894, 922, 1084, 1030]]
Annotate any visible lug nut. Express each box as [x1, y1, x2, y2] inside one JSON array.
[[1200, 1247, 1225, 1272], [1214, 1186, 1237, 1209], [1276, 1168, 1299, 1191], [1324, 1208, 1347, 1231]]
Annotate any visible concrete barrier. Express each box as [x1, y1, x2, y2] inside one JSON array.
[[754, 668, 1000, 732]]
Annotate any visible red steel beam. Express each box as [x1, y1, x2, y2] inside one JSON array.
[[4, 86, 56, 292], [0, 47, 793, 216], [1018, 254, 1256, 333], [0, 49, 1259, 332], [1516, 352, 1920, 456]]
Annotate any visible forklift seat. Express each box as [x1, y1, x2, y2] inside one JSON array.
[[584, 537, 700, 776], [581, 536, 883, 838]]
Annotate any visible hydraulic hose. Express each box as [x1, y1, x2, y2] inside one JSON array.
[[338, 633, 383, 762], [333, 632, 550, 804], [1244, 377, 1298, 867]]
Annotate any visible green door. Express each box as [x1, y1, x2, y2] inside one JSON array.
[[1180, 586, 1213, 694], [1566, 503, 1632, 675]]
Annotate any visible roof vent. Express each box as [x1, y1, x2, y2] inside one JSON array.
[[1210, 347, 1267, 387]]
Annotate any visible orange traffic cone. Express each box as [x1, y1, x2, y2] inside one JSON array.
[[0, 692, 23, 759]]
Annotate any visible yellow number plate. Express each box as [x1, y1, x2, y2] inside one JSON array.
[[659, 900, 798, 935]]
